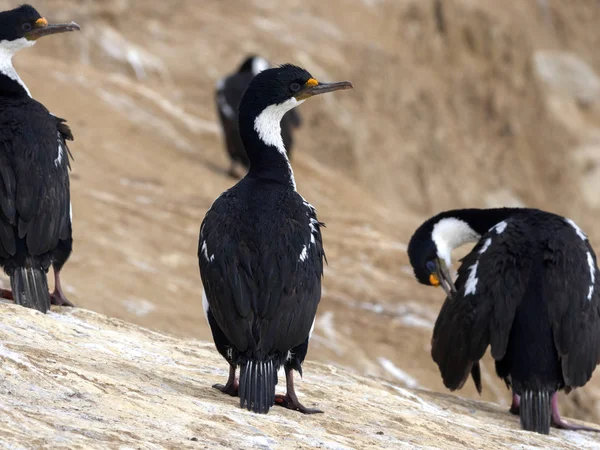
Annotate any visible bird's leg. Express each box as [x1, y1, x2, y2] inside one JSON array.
[[275, 367, 323, 414], [50, 269, 74, 307], [551, 393, 600, 432], [213, 364, 239, 396], [0, 288, 13, 300], [509, 392, 520, 415]]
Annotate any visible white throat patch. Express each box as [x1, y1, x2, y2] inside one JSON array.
[[253, 97, 304, 190], [251, 57, 270, 76], [431, 217, 481, 267], [0, 38, 35, 97]]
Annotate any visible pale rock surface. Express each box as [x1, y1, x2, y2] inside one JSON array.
[[0, 304, 598, 449], [0, 0, 600, 432]]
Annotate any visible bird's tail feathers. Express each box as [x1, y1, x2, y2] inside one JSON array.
[[239, 358, 278, 414], [520, 390, 552, 434], [10, 266, 50, 313]]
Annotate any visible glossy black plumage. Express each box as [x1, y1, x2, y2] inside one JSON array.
[[0, 95, 74, 312], [201, 183, 323, 352], [0, 5, 78, 312], [200, 181, 325, 413], [215, 56, 301, 177], [409, 208, 600, 434], [200, 64, 351, 414]]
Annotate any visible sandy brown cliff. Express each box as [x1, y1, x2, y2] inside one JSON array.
[[0, 0, 600, 434], [0, 304, 598, 449]]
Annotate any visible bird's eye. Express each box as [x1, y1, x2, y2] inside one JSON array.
[[22, 23, 32, 31], [426, 261, 437, 272], [290, 82, 301, 93]]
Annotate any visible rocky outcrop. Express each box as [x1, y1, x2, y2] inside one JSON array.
[[0, 304, 597, 449], [2, 0, 600, 433]]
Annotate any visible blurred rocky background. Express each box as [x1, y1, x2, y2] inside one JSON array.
[[1, 0, 599, 425]]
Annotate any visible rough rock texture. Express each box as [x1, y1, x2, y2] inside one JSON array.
[[0, 304, 598, 449], [0, 0, 599, 433]]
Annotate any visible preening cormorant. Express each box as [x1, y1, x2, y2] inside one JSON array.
[[408, 208, 600, 434], [200, 64, 352, 414], [215, 55, 302, 178], [0, 5, 79, 312]]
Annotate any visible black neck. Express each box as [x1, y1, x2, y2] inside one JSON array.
[[431, 207, 525, 235], [238, 111, 295, 189], [0, 71, 29, 98]]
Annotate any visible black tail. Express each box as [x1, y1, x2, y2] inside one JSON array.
[[239, 359, 277, 414], [520, 390, 552, 434], [10, 267, 50, 313]]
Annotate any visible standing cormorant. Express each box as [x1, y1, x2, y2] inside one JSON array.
[[200, 64, 352, 414], [0, 5, 79, 312], [408, 208, 600, 434], [215, 56, 302, 178]]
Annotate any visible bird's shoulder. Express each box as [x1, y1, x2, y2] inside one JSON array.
[[208, 180, 312, 217], [200, 183, 322, 252], [0, 96, 71, 141]]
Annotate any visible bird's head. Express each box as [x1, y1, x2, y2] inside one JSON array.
[[407, 228, 452, 293], [239, 64, 352, 134], [0, 4, 80, 54], [408, 215, 483, 297]]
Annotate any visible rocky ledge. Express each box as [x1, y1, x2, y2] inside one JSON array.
[[0, 304, 597, 449]]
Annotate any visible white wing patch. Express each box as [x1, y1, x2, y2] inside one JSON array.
[[565, 218, 587, 241], [202, 289, 210, 324], [491, 221, 507, 234], [299, 245, 308, 262], [201, 240, 215, 263], [301, 199, 320, 255], [479, 238, 492, 254], [55, 131, 64, 167], [587, 251, 596, 301], [464, 261, 479, 296], [309, 217, 319, 244], [563, 218, 594, 301], [466, 234, 497, 296]]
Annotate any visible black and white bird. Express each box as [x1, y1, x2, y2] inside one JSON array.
[[0, 5, 79, 313], [408, 208, 600, 434], [215, 55, 302, 178], [200, 64, 352, 414]]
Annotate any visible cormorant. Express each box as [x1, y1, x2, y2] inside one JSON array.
[[408, 208, 600, 434], [215, 55, 302, 178], [200, 64, 352, 414], [0, 5, 79, 312]]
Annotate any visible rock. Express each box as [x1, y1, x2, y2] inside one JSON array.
[[534, 51, 600, 106], [0, 304, 597, 449], [2, 0, 600, 435]]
